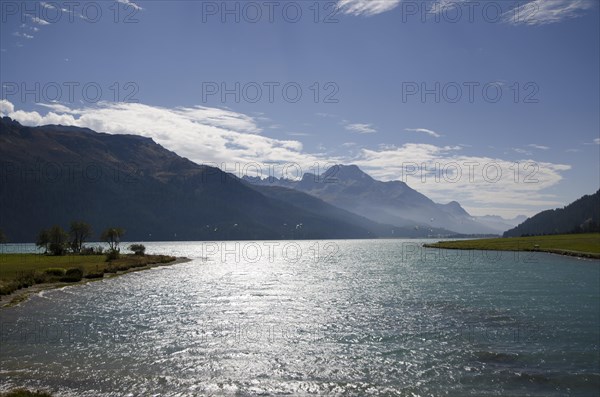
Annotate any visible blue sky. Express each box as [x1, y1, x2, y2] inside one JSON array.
[[1, 0, 599, 217]]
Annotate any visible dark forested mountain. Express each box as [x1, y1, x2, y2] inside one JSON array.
[[503, 190, 600, 237], [245, 165, 503, 235], [0, 117, 417, 242]]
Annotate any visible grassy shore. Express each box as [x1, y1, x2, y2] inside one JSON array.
[[423, 233, 600, 259], [0, 252, 185, 307]]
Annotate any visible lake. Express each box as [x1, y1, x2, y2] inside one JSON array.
[[1, 240, 598, 396]]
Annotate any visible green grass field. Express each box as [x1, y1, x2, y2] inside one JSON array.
[[424, 233, 600, 258], [0, 253, 177, 296], [0, 254, 106, 279]]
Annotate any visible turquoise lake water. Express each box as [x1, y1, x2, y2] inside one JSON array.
[[0, 240, 598, 396]]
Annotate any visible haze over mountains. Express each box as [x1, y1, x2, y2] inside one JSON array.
[[0, 117, 529, 242], [244, 165, 525, 235]]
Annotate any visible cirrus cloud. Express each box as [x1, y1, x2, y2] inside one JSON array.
[[337, 0, 402, 16], [346, 123, 377, 134], [404, 128, 441, 138], [505, 0, 595, 25]]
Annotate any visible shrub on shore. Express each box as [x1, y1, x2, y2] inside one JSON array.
[[14, 271, 47, 289], [105, 249, 120, 261], [128, 243, 146, 256], [44, 268, 66, 277], [0, 280, 19, 295], [60, 268, 83, 282]]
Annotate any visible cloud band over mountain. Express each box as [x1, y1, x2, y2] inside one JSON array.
[[1, 99, 571, 217]]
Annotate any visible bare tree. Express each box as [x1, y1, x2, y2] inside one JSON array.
[[101, 227, 125, 251], [70, 221, 93, 253], [36, 229, 50, 254]]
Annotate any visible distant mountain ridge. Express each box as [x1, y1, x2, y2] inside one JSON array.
[[244, 164, 518, 235], [475, 215, 528, 234], [0, 118, 532, 241], [0, 117, 456, 242], [0, 117, 372, 241], [503, 190, 600, 237], [244, 184, 454, 238]]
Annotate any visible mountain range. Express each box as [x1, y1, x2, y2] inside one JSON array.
[[244, 165, 524, 235], [0, 117, 454, 242], [0, 117, 530, 242]]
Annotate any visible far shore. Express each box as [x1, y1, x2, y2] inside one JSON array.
[[0, 256, 191, 309], [423, 233, 600, 260]]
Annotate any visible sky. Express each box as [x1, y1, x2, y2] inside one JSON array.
[[1, 0, 599, 218]]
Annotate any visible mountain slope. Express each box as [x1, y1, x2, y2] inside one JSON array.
[[247, 184, 454, 238], [245, 164, 500, 235], [0, 117, 391, 242], [503, 190, 600, 237]]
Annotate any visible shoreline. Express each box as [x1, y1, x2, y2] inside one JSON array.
[[421, 233, 600, 260], [423, 245, 600, 260], [0, 256, 191, 309]]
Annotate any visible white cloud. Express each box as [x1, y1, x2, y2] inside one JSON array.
[[346, 123, 376, 134], [505, 0, 595, 26], [170, 105, 262, 133], [37, 102, 76, 114], [527, 144, 550, 150], [0, 99, 15, 115], [117, 0, 143, 11], [2, 100, 319, 171], [513, 148, 532, 155], [40, 2, 56, 9], [352, 143, 571, 216], [404, 128, 441, 138], [13, 32, 34, 39], [427, 0, 465, 15], [583, 138, 600, 145], [316, 112, 337, 118], [29, 16, 50, 25], [337, 0, 402, 16], [350, 0, 596, 24], [5, 109, 77, 126]]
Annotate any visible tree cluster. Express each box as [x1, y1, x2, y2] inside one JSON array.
[[35, 222, 125, 256]]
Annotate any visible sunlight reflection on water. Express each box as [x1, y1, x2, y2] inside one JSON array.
[[1, 240, 598, 396]]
